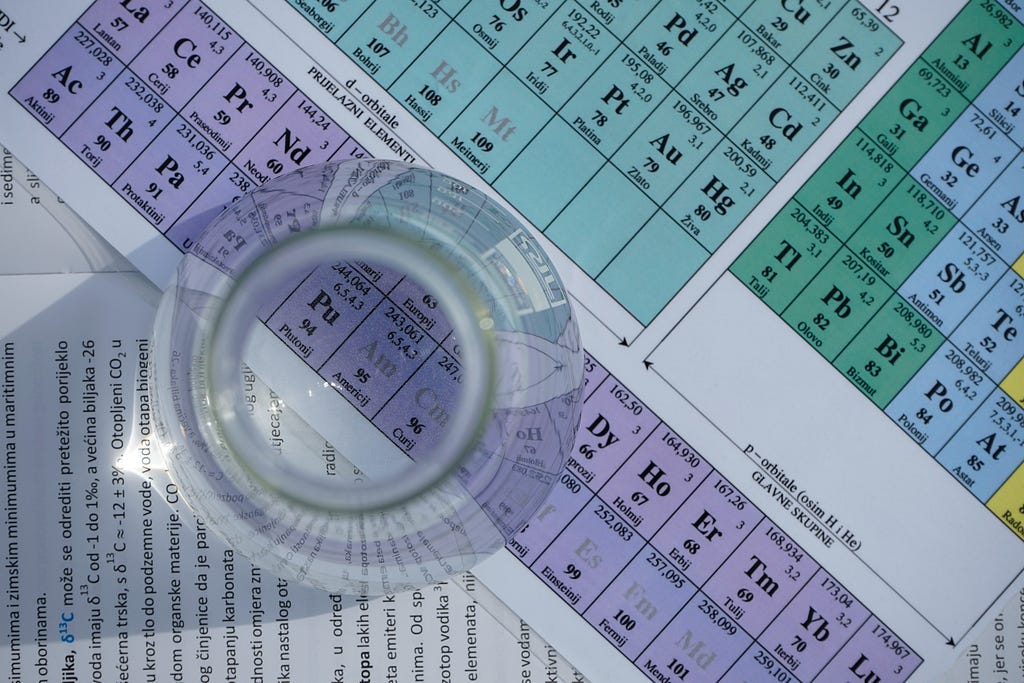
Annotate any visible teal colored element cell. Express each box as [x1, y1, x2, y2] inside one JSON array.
[[857, 58, 970, 172], [782, 247, 893, 362], [833, 292, 944, 409], [897, 224, 1000, 335], [795, 128, 902, 241], [339, 1, 451, 86], [739, 0, 840, 62], [597, 211, 710, 324], [573, 0, 649, 35], [443, 69, 553, 183], [974, 48, 1024, 147], [663, 139, 770, 252], [388, 22, 500, 134], [846, 175, 957, 290], [911, 106, 1014, 218], [545, 164, 657, 277], [624, 2, 736, 87], [884, 340, 995, 455], [951, 269, 1024, 382], [610, 95, 719, 203], [559, 44, 671, 155], [918, 0, 1024, 100], [937, 388, 1024, 502], [452, 0, 557, 62], [727, 68, 840, 180], [494, 117, 603, 228], [730, 198, 841, 314], [505, 2, 620, 109], [286, 0, 370, 42], [718, 0, 754, 16], [792, 2, 902, 110], [674, 20, 787, 132]]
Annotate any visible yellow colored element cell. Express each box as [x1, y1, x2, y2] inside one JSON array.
[[1000, 358, 1024, 410], [1014, 253, 1024, 280], [987, 465, 1024, 541]]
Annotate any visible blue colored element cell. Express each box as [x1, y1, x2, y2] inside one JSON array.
[[885, 340, 995, 455], [937, 388, 1024, 502], [950, 268, 1024, 382]]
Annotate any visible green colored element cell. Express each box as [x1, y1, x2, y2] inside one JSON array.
[[675, 20, 787, 132], [559, 44, 671, 155], [597, 211, 710, 325], [389, 23, 500, 135], [624, 3, 736, 87], [794, 128, 902, 241], [739, 0, 841, 62], [494, 118, 603, 228], [792, 2, 902, 109], [833, 293, 944, 408], [610, 95, 720, 203], [453, 0, 556, 62], [730, 198, 841, 313], [339, 1, 450, 86], [505, 2, 621, 110], [286, 0, 370, 43], [664, 139, 770, 252], [545, 164, 657, 277], [918, 0, 1024, 100], [858, 58, 970, 172], [728, 68, 840, 179], [782, 246, 893, 361], [846, 176, 958, 288], [443, 70, 552, 183]]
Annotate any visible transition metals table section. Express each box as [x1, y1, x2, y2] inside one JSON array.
[[507, 352, 921, 682], [284, 0, 902, 325], [729, 0, 1024, 539]]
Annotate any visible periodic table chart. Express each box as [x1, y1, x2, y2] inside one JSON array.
[[278, 0, 903, 332], [0, 0, 1018, 681], [721, 0, 1024, 539]]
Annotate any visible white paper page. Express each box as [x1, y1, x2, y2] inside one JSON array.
[[1, 1, 1021, 681], [0, 271, 587, 682]]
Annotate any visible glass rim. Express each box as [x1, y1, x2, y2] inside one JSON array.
[[201, 224, 497, 514]]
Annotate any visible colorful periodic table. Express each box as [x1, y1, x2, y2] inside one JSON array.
[[284, 0, 902, 324], [730, 0, 1024, 540], [4, 1, 928, 680], [509, 352, 921, 681]]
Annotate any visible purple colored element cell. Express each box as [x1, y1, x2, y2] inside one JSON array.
[[651, 473, 762, 586], [815, 615, 921, 683], [114, 114, 229, 228], [319, 295, 434, 418], [234, 91, 350, 186], [78, 0, 183, 63], [10, 25, 124, 135], [532, 496, 645, 613], [180, 45, 294, 157], [637, 590, 752, 682], [509, 471, 590, 564], [127, 2, 243, 110], [61, 68, 175, 182], [266, 262, 379, 369], [567, 378, 660, 490], [597, 424, 712, 538], [703, 517, 818, 635], [583, 545, 697, 660], [759, 568, 871, 680]]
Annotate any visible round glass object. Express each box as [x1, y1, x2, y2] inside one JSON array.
[[152, 160, 583, 595]]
